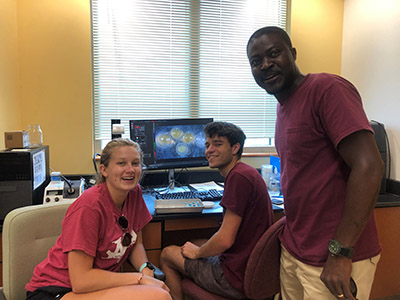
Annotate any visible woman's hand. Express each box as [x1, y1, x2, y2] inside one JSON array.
[[141, 267, 154, 277], [139, 274, 170, 292]]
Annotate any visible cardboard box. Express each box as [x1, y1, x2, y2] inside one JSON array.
[[4, 131, 30, 149]]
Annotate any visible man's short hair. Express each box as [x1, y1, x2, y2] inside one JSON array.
[[203, 121, 246, 158], [247, 26, 293, 55]]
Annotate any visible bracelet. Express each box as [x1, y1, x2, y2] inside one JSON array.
[[139, 262, 148, 273], [138, 273, 143, 284]]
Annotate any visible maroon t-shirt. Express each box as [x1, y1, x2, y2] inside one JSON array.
[[275, 73, 381, 266], [219, 162, 273, 293], [26, 183, 152, 292]]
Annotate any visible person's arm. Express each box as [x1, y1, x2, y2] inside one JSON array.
[[320, 130, 384, 299], [68, 250, 142, 293], [181, 209, 242, 259], [68, 250, 169, 294], [128, 231, 154, 277]]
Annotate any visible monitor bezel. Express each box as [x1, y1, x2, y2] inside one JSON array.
[[130, 118, 213, 170]]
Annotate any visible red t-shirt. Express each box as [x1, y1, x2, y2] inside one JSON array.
[[26, 183, 152, 292], [275, 73, 381, 266], [219, 162, 273, 293]]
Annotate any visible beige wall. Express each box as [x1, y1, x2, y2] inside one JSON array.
[[291, 0, 344, 75], [342, 0, 400, 181], [0, 0, 344, 175], [0, 0, 22, 144]]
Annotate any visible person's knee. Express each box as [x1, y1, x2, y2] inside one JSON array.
[[154, 288, 172, 300], [160, 245, 179, 266], [160, 245, 186, 275]]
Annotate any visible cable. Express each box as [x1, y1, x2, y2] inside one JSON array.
[[93, 153, 101, 174], [59, 174, 75, 195], [49, 167, 75, 194]]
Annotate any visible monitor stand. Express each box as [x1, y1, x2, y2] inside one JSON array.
[[152, 168, 191, 194], [168, 169, 175, 190]]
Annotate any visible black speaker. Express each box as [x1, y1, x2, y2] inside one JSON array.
[[370, 121, 388, 194]]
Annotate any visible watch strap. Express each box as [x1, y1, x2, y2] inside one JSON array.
[[329, 239, 354, 259], [340, 246, 354, 258]]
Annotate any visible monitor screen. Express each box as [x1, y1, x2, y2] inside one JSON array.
[[130, 118, 213, 170]]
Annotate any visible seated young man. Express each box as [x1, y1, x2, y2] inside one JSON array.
[[160, 121, 274, 300]]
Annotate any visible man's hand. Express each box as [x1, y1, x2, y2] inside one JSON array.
[[181, 241, 199, 259], [320, 255, 355, 299]]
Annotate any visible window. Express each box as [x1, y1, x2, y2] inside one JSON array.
[[91, 0, 288, 148]]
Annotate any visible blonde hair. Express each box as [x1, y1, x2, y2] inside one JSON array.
[[96, 138, 143, 184]]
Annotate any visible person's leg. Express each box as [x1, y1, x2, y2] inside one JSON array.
[[184, 256, 247, 299], [62, 285, 171, 300], [159, 245, 186, 300], [283, 250, 380, 300], [280, 245, 337, 300], [280, 245, 304, 300], [351, 254, 380, 300], [296, 262, 336, 300]]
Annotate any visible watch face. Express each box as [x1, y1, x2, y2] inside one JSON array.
[[146, 262, 155, 271], [328, 240, 341, 255]]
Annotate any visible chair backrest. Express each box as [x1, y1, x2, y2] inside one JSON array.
[[244, 216, 286, 299], [2, 200, 73, 300]]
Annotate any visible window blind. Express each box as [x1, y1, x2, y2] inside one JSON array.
[[91, 0, 287, 142]]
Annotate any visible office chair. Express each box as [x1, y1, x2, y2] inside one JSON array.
[[181, 216, 286, 300], [0, 200, 74, 300]]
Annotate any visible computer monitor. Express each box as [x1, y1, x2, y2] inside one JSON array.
[[130, 118, 213, 177]]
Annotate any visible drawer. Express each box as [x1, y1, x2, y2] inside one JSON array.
[[142, 221, 162, 249], [165, 216, 221, 231]]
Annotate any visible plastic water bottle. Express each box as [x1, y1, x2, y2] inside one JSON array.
[[268, 168, 281, 196]]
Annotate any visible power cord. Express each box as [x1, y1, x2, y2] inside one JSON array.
[[93, 153, 101, 174], [49, 168, 75, 195]]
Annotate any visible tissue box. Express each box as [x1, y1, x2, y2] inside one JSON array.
[[4, 131, 30, 149]]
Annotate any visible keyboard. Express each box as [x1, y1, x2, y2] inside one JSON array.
[[270, 196, 284, 205], [154, 189, 223, 201], [155, 199, 204, 214], [196, 189, 223, 201]]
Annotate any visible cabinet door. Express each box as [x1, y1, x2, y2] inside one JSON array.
[[142, 221, 162, 250]]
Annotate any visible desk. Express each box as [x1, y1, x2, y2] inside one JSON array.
[[134, 192, 284, 268]]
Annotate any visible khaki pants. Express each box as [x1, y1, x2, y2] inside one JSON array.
[[280, 245, 380, 300]]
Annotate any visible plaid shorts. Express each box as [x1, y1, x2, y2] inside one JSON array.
[[185, 255, 247, 299]]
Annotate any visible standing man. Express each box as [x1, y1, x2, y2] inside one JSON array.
[[247, 26, 384, 300], [160, 121, 273, 300]]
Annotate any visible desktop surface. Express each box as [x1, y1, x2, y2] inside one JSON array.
[[142, 186, 284, 221], [143, 191, 223, 221]]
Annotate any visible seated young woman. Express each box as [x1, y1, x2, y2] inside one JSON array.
[[25, 138, 171, 300]]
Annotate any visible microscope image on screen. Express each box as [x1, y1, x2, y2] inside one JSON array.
[[155, 125, 206, 160], [130, 118, 212, 170]]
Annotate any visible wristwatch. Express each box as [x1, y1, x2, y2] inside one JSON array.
[[139, 261, 156, 272], [328, 239, 354, 259]]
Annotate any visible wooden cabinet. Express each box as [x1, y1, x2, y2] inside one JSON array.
[[142, 221, 162, 267], [370, 207, 400, 299], [141, 217, 222, 267]]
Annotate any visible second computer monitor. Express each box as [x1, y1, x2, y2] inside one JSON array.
[[130, 118, 213, 170]]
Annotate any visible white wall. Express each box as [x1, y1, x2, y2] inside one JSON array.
[[342, 0, 400, 180]]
